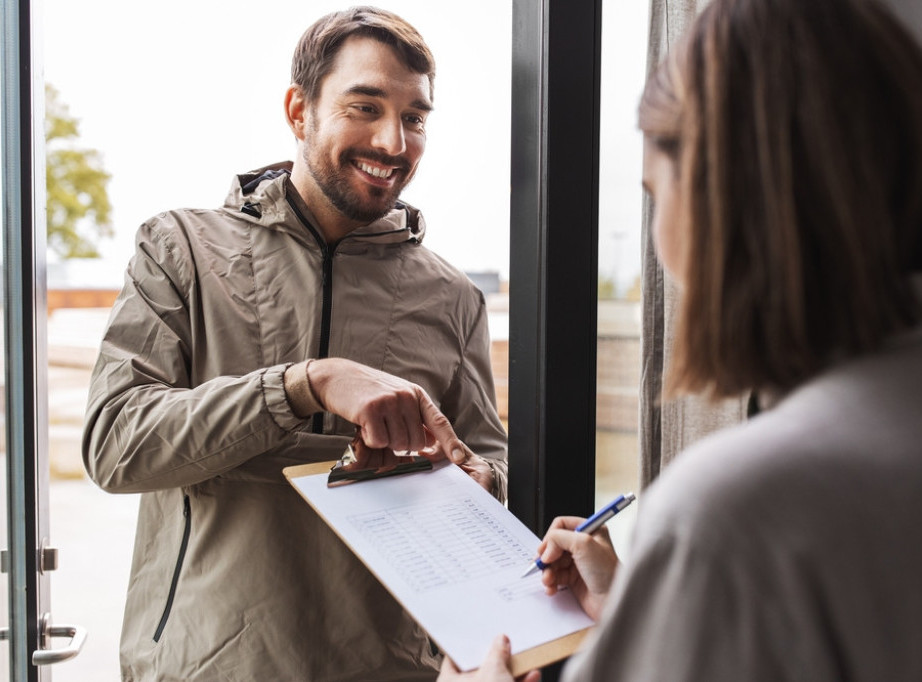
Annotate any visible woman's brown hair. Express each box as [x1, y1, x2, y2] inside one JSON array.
[[640, 0, 922, 399]]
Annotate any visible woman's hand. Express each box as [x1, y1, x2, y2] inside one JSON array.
[[536, 516, 620, 620], [437, 635, 540, 682]]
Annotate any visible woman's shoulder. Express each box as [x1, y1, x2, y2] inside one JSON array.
[[639, 334, 922, 560]]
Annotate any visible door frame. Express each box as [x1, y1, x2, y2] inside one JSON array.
[[508, 0, 603, 532], [3, 0, 52, 679]]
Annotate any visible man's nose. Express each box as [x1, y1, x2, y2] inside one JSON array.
[[371, 116, 406, 156]]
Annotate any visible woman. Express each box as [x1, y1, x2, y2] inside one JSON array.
[[441, 0, 922, 679]]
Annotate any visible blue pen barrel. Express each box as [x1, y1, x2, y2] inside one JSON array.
[[521, 492, 636, 578]]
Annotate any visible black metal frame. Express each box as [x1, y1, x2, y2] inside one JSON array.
[[3, 0, 50, 678], [508, 0, 602, 534]]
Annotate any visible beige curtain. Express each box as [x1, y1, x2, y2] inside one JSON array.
[[639, 0, 749, 488], [884, 1, 922, 45]]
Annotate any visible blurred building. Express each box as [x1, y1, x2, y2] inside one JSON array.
[[483, 290, 640, 434]]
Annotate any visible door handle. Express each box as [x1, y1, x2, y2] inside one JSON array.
[[0, 618, 87, 665], [31, 613, 87, 666]]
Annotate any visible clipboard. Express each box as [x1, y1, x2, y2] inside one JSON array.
[[284, 459, 593, 675], [323, 437, 434, 487]]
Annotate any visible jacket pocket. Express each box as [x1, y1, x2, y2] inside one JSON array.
[[153, 494, 191, 642]]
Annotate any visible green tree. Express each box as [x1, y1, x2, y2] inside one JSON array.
[[598, 277, 616, 300], [45, 83, 113, 258]]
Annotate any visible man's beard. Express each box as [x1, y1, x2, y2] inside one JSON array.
[[304, 143, 414, 224]]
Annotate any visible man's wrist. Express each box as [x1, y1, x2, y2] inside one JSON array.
[[283, 360, 324, 418], [303, 359, 325, 411]]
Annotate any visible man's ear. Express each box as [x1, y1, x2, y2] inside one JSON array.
[[285, 85, 309, 141]]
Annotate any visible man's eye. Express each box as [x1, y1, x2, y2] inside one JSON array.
[[405, 114, 425, 126], [354, 104, 377, 114]]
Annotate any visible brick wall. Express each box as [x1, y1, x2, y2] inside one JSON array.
[[486, 299, 641, 433], [47, 288, 119, 314]]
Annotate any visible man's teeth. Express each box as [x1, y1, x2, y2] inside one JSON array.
[[357, 161, 394, 178]]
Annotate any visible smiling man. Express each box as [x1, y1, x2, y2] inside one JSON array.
[[288, 33, 432, 238], [82, 7, 507, 681]]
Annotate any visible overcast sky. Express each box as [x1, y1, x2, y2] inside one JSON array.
[[42, 1, 648, 290]]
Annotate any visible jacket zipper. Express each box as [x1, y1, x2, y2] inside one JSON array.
[[153, 494, 191, 642], [286, 196, 337, 435]]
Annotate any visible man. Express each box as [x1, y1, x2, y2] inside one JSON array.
[[82, 7, 507, 681]]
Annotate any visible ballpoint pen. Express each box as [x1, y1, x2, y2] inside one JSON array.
[[520, 492, 636, 578]]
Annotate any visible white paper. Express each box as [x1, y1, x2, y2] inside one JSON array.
[[289, 461, 594, 671]]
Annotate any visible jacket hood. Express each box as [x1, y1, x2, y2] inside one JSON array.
[[225, 161, 427, 245]]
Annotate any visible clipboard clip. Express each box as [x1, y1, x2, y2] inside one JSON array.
[[327, 436, 433, 487]]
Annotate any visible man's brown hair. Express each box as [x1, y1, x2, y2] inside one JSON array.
[[639, 0, 922, 399], [291, 6, 435, 103]]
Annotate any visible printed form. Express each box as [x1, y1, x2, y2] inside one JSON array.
[[286, 460, 594, 672]]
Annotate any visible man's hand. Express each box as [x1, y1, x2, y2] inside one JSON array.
[[437, 635, 540, 682], [535, 516, 620, 620], [284, 358, 468, 462]]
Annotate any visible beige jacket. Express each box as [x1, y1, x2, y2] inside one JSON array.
[[82, 162, 508, 681]]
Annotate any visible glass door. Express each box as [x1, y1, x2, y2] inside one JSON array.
[[3, 0, 86, 679], [594, 0, 649, 557], [36, 1, 512, 679]]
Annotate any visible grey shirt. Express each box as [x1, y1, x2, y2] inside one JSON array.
[[564, 326, 922, 681]]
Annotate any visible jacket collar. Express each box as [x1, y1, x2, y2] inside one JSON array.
[[227, 162, 426, 245]]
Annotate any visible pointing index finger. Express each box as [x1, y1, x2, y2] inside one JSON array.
[[416, 389, 465, 463]]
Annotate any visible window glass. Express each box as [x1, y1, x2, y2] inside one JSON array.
[[42, 2, 511, 679], [595, 0, 648, 556]]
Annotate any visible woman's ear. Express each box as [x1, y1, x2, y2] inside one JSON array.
[[284, 85, 309, 141]]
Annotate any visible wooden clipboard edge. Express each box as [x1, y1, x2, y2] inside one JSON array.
[[283, 463, 593, 676], [284, 461, 339, 479], [509, 626, 592, 677]]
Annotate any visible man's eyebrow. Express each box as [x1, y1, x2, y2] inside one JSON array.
[[344, 84, 433, 112]]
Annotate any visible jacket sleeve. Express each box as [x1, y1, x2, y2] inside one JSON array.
[[81, 219, 305, 494], [440, 294, 509, 502]]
